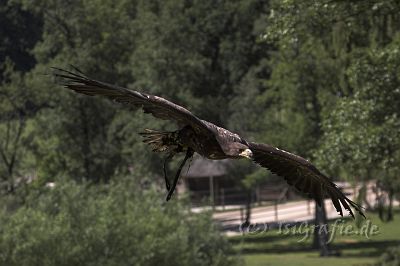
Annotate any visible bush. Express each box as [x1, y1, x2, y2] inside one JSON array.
[[376, 246, 400, 266], [0, 177, 239, 266]]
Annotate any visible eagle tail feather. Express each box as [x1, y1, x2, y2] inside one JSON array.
[[139, 129, 179, 153]]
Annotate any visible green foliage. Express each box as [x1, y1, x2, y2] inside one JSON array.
[[317, 39, 400, 178], [0, 177, 239, 266], [0, 61, 49, 191], [0, 0, 270, 185], [265, 0, 400, 185], [131, 0, 269, 124], [263, 0, 400, 226], [1, 0, 400, 248]]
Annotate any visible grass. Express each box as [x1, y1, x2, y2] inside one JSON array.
[[229, 210, 400, 266]]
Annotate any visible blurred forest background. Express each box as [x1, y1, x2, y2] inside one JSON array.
[[1, 0, 400, 265]]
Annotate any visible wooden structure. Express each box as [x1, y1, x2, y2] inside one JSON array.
[[178, 155, 295, 207]]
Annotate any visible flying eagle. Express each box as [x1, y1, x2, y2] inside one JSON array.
[[53, 67, 365, 218]]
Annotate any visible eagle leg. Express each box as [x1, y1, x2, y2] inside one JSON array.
[[166, 148, 194, 201], [163, 153, 175, 191]]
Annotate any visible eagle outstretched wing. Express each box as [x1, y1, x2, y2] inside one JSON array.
[[249, 142, 365, 218], [53, 67, 365, 218], [52, 67, 212, 136]]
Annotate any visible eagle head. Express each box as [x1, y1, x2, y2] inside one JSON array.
[[239, 148, 253, 159], [228, 142, 253, 159]]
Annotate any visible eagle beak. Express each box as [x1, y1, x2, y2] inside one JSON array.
[[239, 148, 253, 159]]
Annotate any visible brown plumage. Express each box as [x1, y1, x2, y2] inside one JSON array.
[[53, 67, 365, 218]]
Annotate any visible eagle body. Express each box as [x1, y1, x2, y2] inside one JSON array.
[[140, 124, 249, 160], [53, 67, 365, 218], [182, 122, 249, 160]]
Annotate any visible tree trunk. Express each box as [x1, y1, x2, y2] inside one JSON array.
[[387, 188, 394, 221], [243, 189, 252, 227], [312, 200, 331, 256]]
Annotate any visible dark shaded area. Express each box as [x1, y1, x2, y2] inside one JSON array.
[[233, 239, 400, 257], [0, 2, 43, 76]]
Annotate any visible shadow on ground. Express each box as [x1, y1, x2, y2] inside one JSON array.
[[230, 210, 400, 259], [232, 238, 400, 258]]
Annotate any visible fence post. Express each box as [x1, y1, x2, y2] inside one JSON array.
[[209, 175, 214, 209], [221, 188, 225, 210]]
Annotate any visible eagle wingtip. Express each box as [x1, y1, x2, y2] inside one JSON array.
[[345, 198, 366, 219]]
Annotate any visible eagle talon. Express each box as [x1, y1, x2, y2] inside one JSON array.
[[163, 153, 174, 191], [166, 191, 173, 201], [165, 148, 194, 202]]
